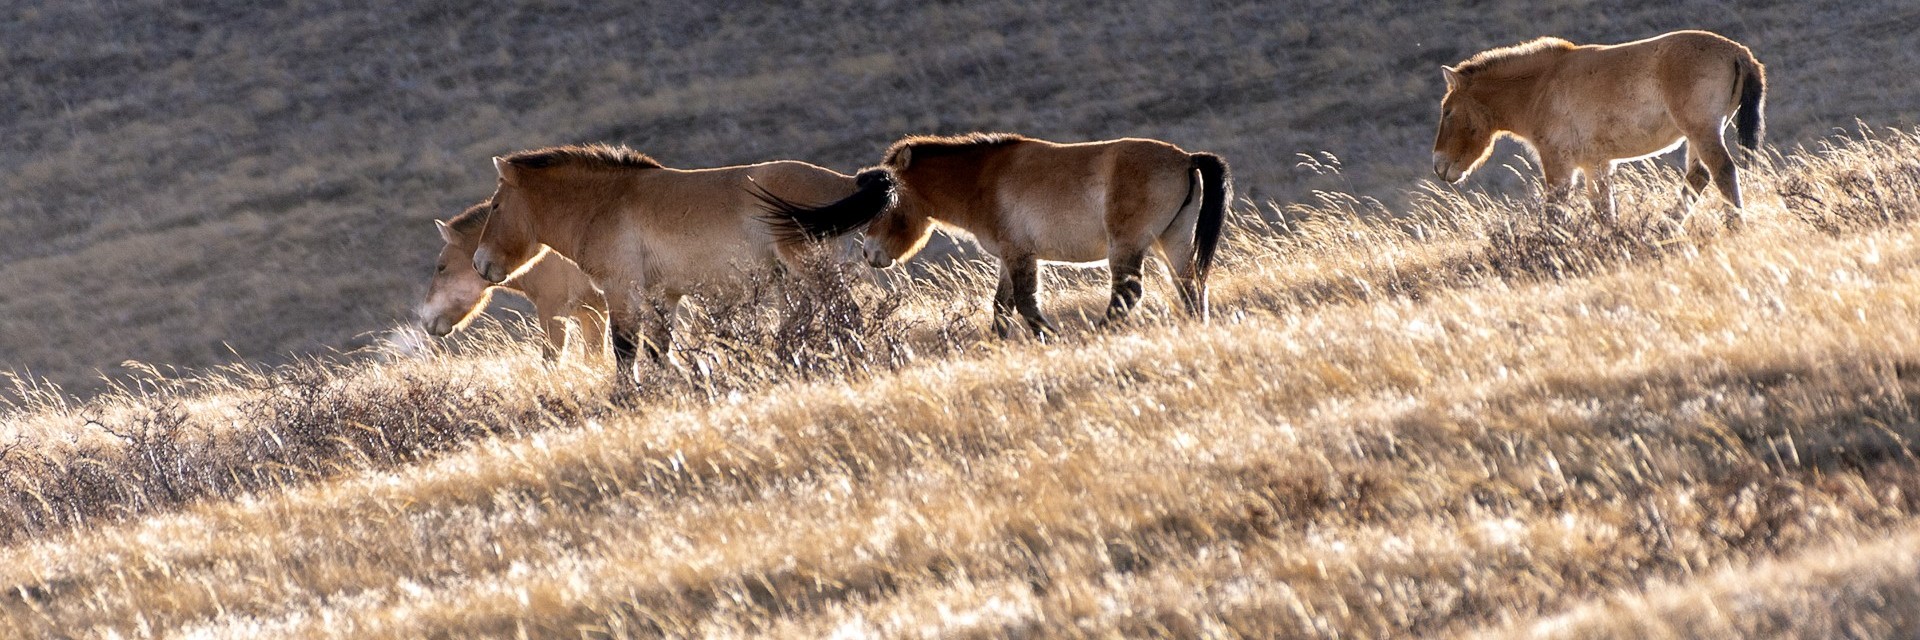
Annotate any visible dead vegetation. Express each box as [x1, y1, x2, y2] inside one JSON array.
[[2, 130, 1919, 638]]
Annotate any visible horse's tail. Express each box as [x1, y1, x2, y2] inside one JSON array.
[[1189, 153, 1231, 285], [1733, 53, 1766, 151], [754, 168, 898, 244]]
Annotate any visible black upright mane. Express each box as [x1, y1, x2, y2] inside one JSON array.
[[1453, 37, 1575, 76], [883, 132, 1029, 167], [503, 143, 666, 170]]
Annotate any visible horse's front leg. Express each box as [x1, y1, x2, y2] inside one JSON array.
[[536, 314, 569, 362], [638, 292, 682, 366], [995, 253, 1056, 339], [605, 290, 666, 384], [1582, 164, 1618, 222], [1538, 155, 1579, 223], [991, 265, 1019, 339], [608, 314, 643, 384], [571, 304, 608, 362]]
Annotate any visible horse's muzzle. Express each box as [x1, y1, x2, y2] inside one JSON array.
[[863, 242, 897, 269], [415, 305, 455, 336], [424, 318, 454, 337], [1432, 153, 1466, 183], [473, 255, 507, 284]]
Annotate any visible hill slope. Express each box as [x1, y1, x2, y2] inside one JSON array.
[[6, 0, 1920, 395], [4, 130, 1920, 637]]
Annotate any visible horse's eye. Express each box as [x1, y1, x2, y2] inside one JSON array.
[[436, 263, 447, 274]]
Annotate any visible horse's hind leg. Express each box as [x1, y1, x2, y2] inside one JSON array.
[[1173, 265, 1205, 318], [1681, 145, 1712, 198], [1154, 215, 1204, 317], [1688, 128, 1744, 226], [1704, 137, 1751, 226], [1666, 145, 1713, 226], [1103, 247, 1147, 325]]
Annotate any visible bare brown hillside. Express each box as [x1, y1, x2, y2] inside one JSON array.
[[4, 0, 1920, 395]]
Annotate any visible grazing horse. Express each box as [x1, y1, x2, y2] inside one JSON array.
[[470, 144, 867, 381], [417, 203, 607, 361], [1432, 30, 1766, 223], [760, 133, 1230, 338]]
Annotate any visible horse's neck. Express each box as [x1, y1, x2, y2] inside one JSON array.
[[903, 167, 982, 229], [1474, 68, 1552, 138], [523, 178, 618, 271]]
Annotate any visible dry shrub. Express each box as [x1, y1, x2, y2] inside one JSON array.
[[645, 256, 978, 398], [1778, 129, 1920, 234], [0, 362, 569, 543], [1477, 200, 1685, 282]]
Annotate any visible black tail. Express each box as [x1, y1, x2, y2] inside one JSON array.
[[753, 168, 898, 244], [1189, 153, 1231, 284], [1734, 55, 1766, 151]]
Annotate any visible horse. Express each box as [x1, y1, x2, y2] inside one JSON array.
[[758, 133, 1230, 338], [469, 144, 871, 382], [1431, 30, 1766, 223], [417, 203, 607, 361]]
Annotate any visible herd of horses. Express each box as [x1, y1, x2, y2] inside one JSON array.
[[416, 30, 1768, 382]]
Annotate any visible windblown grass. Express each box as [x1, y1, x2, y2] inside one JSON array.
[[3, 130, 1919, 638]]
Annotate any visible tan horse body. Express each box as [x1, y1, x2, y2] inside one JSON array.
[[470, 144, 860, 380], [418, 204, 607, 360], [762, 133, 1229, 337], [1432, 30, 1765, 222]]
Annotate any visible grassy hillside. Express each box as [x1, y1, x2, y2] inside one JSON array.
[[6, 0, 1920, 395], [4, 129, 1920, 637]]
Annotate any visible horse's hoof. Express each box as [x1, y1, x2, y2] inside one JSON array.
[[1031, 322, 1061, 342], [1098, 313, 1139, 332]]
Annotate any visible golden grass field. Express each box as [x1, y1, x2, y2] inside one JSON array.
[[9, 2, 1920, 638], [5, 128, 1920, 637]]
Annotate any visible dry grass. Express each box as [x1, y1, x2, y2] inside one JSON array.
[[7, 1, 1920, 395], [3, 130, 1919, 638]]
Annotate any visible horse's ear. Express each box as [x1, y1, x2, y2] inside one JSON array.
[[894, 147, 912, 169], [492, 156, 518, 186], [434, 219, 456, 244], [1441, 65, 1464, 89]]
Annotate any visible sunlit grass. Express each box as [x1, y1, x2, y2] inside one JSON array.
[[4, 131, 1920, 637]]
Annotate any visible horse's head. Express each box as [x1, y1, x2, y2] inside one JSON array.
[[863, 201, 933, 269], [472, 158, 542, 283], [417, 213, 495, 337], [1432, 66, 1498, 183]]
